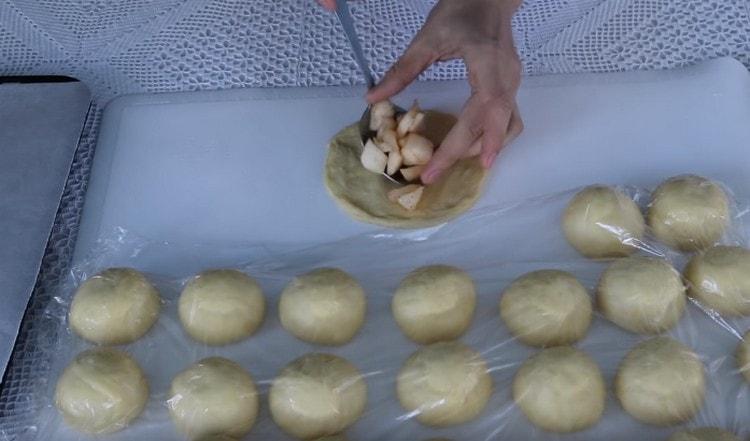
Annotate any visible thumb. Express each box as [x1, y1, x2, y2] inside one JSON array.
[[366, 41, 435, 103]]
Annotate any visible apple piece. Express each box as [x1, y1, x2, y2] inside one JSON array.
[[386, 150, 403, 175], [371, 114, 397, 132], [398, 185, 424, 210], [372, 100, 395, 119], [377, 128, 399, 153], [369, 115, 383, 131], [361, 139, 387, 174], [387, 185, 424, 211], [387, 184, 421, 203], [370, 101, 396, 131], [377, 124, 395, 140], [379, 116, 397, 131], [408, 111, 426, 134], [396, 105, 418, 137], [400, 165, 424, 182], [374, 137, 395, 154], [401, 133, 434, 165]]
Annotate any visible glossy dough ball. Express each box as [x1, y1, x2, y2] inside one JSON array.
[[562, 185, 645, 258], [168, 357, 258, 439], [667, 427, 741, 441], [512, 347, 605, 433], [69, 268, 160, 344], [685, 246, 750, 316], [500, 270, 592, 347], [598, 256, 686, 334], [54, 348, 148, 434], [269, 353, 367, 439], [397, 341, 492, 427], [179, 269, 265, 345], [648, 175, 730, 251], [280, 268, 366, 345], [392, 265, 476, 344], [615, 337, 705, 426]]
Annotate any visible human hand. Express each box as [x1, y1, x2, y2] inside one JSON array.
[[367, 0, 524, 184], [316, 0, 336, 11]]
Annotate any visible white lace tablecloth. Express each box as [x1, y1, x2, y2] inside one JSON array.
[[1, 0, 749, 102]]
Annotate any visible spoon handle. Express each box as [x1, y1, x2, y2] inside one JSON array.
[[335, 0, 376, 89]]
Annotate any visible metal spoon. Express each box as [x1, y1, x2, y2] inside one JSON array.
[[335, 0, 406, 185]]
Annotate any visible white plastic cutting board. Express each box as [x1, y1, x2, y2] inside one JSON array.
[[75, 57, 750, 264]]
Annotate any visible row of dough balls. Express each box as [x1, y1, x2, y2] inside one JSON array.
[[53, 344, 471, 439], [67, 265, 477, 347], [68, 241, 750, 352], [504, 247, 750, 346], [67, 267, 365, 346], [563, 174, 731, 257], [54, 340, 742, 440], [64, 263, 750, 435]]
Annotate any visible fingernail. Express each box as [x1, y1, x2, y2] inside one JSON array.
[[482, 151, 499, 168]]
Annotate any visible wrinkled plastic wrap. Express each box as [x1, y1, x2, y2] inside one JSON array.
[[27, 181, 750, 440]]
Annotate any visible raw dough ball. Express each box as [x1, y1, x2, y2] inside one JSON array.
[[397, 341, 492, 427], [685, 246, 750, 316], [648, 175, 730, 251], [179, 269, 265, 345], [69, 267, 160, 344], [512, 347, 605, 433], [54, 348, 148, 434], [269, 353, 367, 439], [392, 265, 476, 344], [598, 256, 686, 334], [615, 337, 705, 426], [562, 185, 645, 258], [668, 428, 741, 441], [500, 270, 592, 347], [168, 357, 258, 440], [735, 330, 750, 383], [280, 268, 366, 345], [325, 111, 487, 229]]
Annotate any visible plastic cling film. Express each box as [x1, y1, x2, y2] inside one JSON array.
[[648, 175, 733, 252], [14, 177, 750, 441]]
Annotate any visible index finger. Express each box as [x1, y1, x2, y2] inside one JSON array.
[[366, 39, 436, 104], [421, 95, 484, 184]]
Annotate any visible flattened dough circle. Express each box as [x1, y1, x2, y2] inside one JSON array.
[[324, 112, 487, 228]]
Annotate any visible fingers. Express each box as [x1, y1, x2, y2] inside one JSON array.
[[422, 96, 515, 184], [479, 100, 515, 168], [505, 106, 524, 146], [421, 95, 484, 184], [466, 45, 521, 169], [316, 0, 336, 11], [366, 39, 436, 103], [461, 106, 523, 159]]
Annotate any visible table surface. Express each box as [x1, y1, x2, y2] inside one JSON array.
[[0, 81, 90, 380], [74, 57, 750, 274], [36, 57, 750, 441]]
